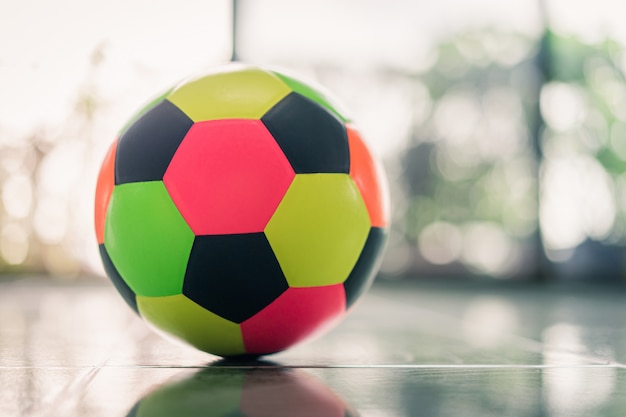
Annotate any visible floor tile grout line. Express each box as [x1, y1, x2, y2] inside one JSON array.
[[289, 363, 626, 370], [199, 363, 623, 369], [5, 363, 626, 370]]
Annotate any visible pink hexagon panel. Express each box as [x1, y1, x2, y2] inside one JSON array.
[[164, 119, 295, 235], [240, 284, 346, 355]]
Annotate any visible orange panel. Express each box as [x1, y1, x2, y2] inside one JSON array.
[[347, 126, 390, 227], [94, 140, 118, 244]]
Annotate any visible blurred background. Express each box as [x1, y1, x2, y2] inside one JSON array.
[[1, 0, 626, 284]]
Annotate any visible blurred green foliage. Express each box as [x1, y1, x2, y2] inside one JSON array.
[[390, 29, 626, 280]]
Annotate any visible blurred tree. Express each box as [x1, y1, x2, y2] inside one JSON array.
[[0, 46, 107, 278], [538, 31, 626, 281], [396, 29, 540, 279], [395, 28, 626, 282]]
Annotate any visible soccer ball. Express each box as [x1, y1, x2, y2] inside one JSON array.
[[94, 64, 389, 357]]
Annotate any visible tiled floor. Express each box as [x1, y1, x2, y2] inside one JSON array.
[[2, 278, 626, 416]]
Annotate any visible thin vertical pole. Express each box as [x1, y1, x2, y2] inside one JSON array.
[[231, 0, 239, 62], [530, 0, 552, 281]]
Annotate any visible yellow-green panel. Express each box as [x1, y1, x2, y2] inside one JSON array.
[[166, 66, 291, 121], [265, 174, 370, 287], [137, 294, 246, 357]]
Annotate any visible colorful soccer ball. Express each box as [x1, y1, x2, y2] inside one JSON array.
[[94, 64, 389, 357]]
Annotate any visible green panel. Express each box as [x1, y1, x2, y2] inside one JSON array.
[[134, 368, 245, 417], [271, 71, 351, 122], [104, 182, 194, 297], [166, 66, 291, 121], [265, 174, 370, 287], [118, 87, 175, 136], [137, 294, 246, 357]]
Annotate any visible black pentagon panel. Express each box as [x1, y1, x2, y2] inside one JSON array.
[[99, 244, 139, 314], [343, 227, 388, 309], [115, 99, 194, 184], [261, 92, 349, 174], [183, 233, 288, 323]]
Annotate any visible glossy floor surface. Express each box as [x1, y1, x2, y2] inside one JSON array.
[[2, 278, 626, 416]]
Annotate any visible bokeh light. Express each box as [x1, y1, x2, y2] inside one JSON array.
[[542, 322, 617, 416]]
